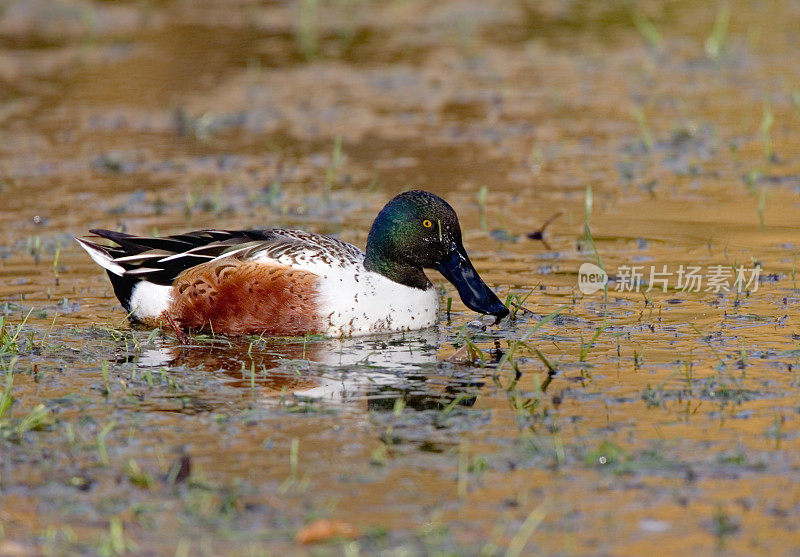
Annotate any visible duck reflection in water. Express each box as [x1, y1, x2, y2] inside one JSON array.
[[131, 328, 483, 410]]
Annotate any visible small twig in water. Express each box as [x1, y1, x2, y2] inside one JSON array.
[[526, 211, 563, 246]]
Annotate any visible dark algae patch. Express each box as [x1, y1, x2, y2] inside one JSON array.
[[3, 0, 800, 554]]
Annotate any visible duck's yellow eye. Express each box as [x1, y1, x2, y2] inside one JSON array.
[[423, 219, 433, 228]]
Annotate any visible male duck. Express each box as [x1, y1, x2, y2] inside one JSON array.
[[77, 190, 509, 337]]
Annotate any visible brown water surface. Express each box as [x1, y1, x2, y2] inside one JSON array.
[[2, 0, 800, 554]]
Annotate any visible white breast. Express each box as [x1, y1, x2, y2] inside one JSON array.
[[315, 265, 439, 336], [252, 244, 439, 336]]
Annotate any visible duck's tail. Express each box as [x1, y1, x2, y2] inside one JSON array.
[[75, 236, 126, 276], [75, 236, 141, 313], [76, 233, 176, 320], [76, 227, 275, 322]]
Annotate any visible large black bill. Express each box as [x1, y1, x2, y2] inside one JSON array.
[[437, 246, 510, 319]]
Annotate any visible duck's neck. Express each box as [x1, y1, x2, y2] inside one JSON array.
[[364, 252, 431, 290], [363, 227, 430, 290]]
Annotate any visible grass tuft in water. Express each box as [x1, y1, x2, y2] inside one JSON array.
[[505, 501, 548, 557], [97, 421, 115, 467], [457, 439, 469, 499], [0, 310, 33, 355], [757, 185, 768, 230], [710, 504, 739, 549], [631, 107, 654, 152], [325, 135, 344, 198], [705, 3, 730, 60], [632, 12, 662, 50], [278, 437, 301, 493], [477, 185, 488, 230], [585, 440, 630, 469], [297, 0, 319, 60], [14, 404, 51, 436], [125, 459, 155, 490], [98, 517, 137, 557], [579, 325, 607, 363], [505, 289, 535, 321], [0, 364, 14, 421], [760, 100, 775, 163]]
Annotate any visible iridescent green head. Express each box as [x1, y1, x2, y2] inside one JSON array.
[[364, 190, 509, 319]]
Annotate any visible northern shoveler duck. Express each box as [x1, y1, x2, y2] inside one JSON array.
[[76, 190, 509, 337]]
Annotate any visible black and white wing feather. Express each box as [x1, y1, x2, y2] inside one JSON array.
[[76, 228, 364, 286]]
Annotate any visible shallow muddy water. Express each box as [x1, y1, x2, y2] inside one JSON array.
[[2, 0, 800, 555]]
